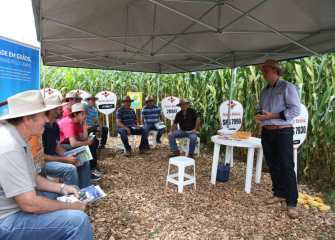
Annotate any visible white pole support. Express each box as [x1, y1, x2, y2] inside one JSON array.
[[106, 115, 110, 139]]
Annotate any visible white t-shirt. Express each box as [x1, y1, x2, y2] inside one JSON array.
[[0, 123, 36, 220]]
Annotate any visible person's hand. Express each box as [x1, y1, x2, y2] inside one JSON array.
[[135, 125, 141, 130], [65, 153, 77, 164], [126, 127, 131, 135], [62, 184, 80, 198], [254, 114, 262, 123], [71, 202, 86, 212], [86, 139, 93, 146], [87, 126, 93, 132], [168, 131, 173, 138], [75, 161, 83, 167], [190, 129, 197, 134]]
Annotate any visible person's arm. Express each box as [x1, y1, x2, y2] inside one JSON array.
[[141, 116, 145, 125], [44, 142, 77, 164], [69, 137, 92, 148], [169, 123, 177, 137], [79, 119, 88, 140], [13, 173, 84, 214], [116, 119, 131, 135], [191, 117, 200, 134], [160, 113, 164, 122]]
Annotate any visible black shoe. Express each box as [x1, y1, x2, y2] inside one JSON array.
[[91, 174, 101, 181], [145, 144, 150, 150], [156, 138, 162, 144]]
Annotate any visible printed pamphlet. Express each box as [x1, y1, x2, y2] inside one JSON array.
[[57, 185, 106, 204], [154, 122, 166, 130], [65, 145, 93, 163]]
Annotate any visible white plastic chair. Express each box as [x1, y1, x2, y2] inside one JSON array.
[[115, 134, 135, 153], [181, 136, 200, 157], [166, 156, 196, 193], [148, 130, 158, 149]]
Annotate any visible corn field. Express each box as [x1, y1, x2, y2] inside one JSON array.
[[41, 53, 335, 187]]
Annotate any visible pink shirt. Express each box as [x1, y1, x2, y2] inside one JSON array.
[[58, 116, 83, 143]]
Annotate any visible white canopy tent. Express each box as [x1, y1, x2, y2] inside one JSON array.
[[32, 0, 335, 74]]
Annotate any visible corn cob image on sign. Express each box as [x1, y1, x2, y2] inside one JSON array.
[[293, 103, 309, 149], [127, 92, 142, 109]]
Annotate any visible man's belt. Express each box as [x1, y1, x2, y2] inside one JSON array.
[[263, 125, 293, 130]]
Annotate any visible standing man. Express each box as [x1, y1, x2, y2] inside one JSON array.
[[58, 103, 103, 179], [116, 96, 150, 157], [141, 96, 165, 144], [43, 95, 93, 187], [60, 92, 82, 119], [84, 94, 109, 149], [254, 59, 301, 219], [168, 98, 200, 159], [0, 90, 94, 239]]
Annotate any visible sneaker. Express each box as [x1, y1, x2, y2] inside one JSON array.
[[168, 150, 180, 158], [287, 206, 298, 219], [264, 196, 286, 204], [125, 149, 131, 157], [95, 167, 105, 175], [188, 153, 194, 159], [98, 145, 106, 149], [139, 149, 151, 155], [91, 168, 104, 177], [91, 174, 101, 181], [156, 138, 162, 144]]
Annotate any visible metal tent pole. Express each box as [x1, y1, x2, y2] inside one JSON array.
[[227, 54, 235, 130]]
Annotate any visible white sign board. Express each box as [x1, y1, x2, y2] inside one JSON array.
[[95, 91, 117, 115], [218, 100, 243, 130], [69, 89, 90, 102], [161, 96, 181, 121], [293, 103, 309, 149], [41, 88, 62, 100]]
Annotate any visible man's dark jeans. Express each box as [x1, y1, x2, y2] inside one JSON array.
[[261, 127, 298, 207], [90, 125, 108, 146], [117, 127, 149, 150]]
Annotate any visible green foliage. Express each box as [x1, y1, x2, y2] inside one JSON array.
[[41, 53, 335, 187]]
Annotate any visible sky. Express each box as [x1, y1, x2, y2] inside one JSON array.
[[0, 0, 40, 47]]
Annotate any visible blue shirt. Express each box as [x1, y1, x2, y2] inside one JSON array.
[[116, 106, 137, 128], [42, 122, 60, 156], [85, 103, 99, 126], [257, 78, 301, 126], [141, 105, 162, 125]]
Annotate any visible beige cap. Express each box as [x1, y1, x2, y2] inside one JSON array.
[[257, 59, 284, 76]]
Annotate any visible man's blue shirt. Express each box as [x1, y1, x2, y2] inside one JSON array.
[[116, 106, 137, 128], [42, 122, 59, 156], [141, 105, 162, 125], [85, 103, 99, 126]]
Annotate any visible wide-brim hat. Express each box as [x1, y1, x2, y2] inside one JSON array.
[[44, 95, 67, 109], [69, 103, 86, 114], [257, 59, 284, 76], [62, 92, 82, 102], [121, 96, 134, 102], [0, 90, 56, 120], [176, 98, 190, 107], [145, 96, 154, 102], [84, 94, 99, 101]]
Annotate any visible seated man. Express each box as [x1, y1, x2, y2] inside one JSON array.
[[116, 96, 150, 157], [168, 98, 200, 158], [43, 95, 95, 185], [58, 103, 103, 178], [84, 94, 109, 149], [141, 96, 165, 144], [60, 92, 82, 120], [0, 90, 93, 239]]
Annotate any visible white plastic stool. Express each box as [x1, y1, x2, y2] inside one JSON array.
[[181, 137, 200, 157], [166, 156, 196, 193], [148, 130, 158, 148], [115, 133, 135, 153]]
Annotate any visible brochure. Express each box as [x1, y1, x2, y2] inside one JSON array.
[[57, 185, 106, 204], [154, 122, 166, 130], [64, 145, 93, 163]]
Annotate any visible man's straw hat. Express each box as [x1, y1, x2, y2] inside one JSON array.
[[121, 96, 134, 102], [0, 90, 55, 120], [84, 94, 99, 101], [62, 92, 82, 102], [257, 59, 284, 76], [145, 96, 154, 102], [176, 98, 190, 107], [44, 95, 67, 108]]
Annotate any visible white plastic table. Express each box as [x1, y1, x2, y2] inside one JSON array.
[[210, 135, 263, 193]]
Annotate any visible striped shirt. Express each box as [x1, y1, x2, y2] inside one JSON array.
[[116, 106, 137, 128], [85, 103, 98, 127], [173, 108, 199, 131], [141, 105, 162, 125], [257, 78, 301, 126]]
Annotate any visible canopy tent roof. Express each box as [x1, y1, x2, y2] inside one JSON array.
[[32, 0, 335, 74]]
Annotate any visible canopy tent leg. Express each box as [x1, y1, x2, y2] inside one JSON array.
[[227, 53, 236, 130]]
